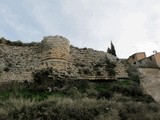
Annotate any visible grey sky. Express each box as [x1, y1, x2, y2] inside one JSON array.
[[0, 0, 160, 58]]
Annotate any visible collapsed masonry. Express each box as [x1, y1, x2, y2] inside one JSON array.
[[0, 35, 128, 82]]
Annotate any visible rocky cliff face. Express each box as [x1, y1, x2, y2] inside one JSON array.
[[0, 36, 128, 82], [138, 68, 160, 103]]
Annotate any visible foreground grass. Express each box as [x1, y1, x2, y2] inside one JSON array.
[[0, 95, 160, 120], [0, 79, 159, 120], [0, 66, 159, 120]]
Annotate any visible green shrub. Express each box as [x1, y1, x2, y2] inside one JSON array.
[[4, 97, 160, 120], [96, 70, 101, 76], [94, 62, 104, 68], [105, 57, 116, 77], [108, 68, 116, 76], [83, 67, 92, 75], [127, 65, 140, 84]]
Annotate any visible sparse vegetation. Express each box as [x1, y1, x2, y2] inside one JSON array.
[[0, 37, 39, 46], [105, 57, 116, 77], [0, 66, 158, 119], [83, 67, 92, 75]]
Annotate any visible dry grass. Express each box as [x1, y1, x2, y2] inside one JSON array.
[[0, 97, 35, 117], [8, 97, 35, 110], [0, 95, 160, 120]]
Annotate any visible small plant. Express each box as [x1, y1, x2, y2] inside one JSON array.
[[75, 62, 85, 67], [127, 65, 140, 84], [96, 70, 101, 76], [94, 62, 104, 68], [83, 67, 92, 75]]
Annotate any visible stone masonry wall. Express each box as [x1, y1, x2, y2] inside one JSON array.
[[138, 68, 160, 103], [40, 36, 70, 71], [0, 44, 41, 82], [0, 35, 129, 82], [70, 46, 128, 80]]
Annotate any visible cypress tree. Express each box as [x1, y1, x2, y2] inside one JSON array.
[[107, 41, 117, 56], [111, 41, 116, 56]]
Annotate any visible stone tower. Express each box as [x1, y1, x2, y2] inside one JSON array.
[[40, 35, 70, 71]]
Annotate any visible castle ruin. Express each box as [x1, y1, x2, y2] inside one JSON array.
[[0, 35, 128, 83], [40, 36, 70, 71]]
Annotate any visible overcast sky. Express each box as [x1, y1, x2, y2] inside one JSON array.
[[1, 0, 160, 58]]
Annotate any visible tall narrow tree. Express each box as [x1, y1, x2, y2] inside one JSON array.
[[111, 41, 116, 56], [107, 41, 117, 56]]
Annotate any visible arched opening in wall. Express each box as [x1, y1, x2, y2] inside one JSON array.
[[134, 62, 136, 65]]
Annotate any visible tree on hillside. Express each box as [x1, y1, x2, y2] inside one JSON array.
[[107, 47, 112, 54], [107, 41, 117, 56], [111, 41, 116, 56]]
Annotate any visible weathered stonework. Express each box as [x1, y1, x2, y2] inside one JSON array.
[[138, 68, 160, 103], [0, 35, 128, 82], [128, 52, 160, 68], [40, 36, 70, 71], [0, 44, 41, 82], [127, 52, 146, 65]]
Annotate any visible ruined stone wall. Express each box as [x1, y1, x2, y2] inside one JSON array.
[[134, 53, 160, 68], [154, 53, 160, 67], [127, 52, 146, 65], [0, 35, 129, 83], [138, 68, 160, 103], [40, 36, 70, 71], [70, 46, 128, 80], [0, 44, 41, 82], [0, 36, 71, 82], [115, 60, 129, 79], [136, 56, 157, 68]]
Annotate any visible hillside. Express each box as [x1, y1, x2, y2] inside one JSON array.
[[0, 66, 158, 120], [1, 36, 160, 119]]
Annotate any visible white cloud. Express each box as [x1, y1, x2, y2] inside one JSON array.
[[61, 0, 157, 57], [1, 0, 160, 58], [0, 3, 41, 41], [136, 42, 160, 56]]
